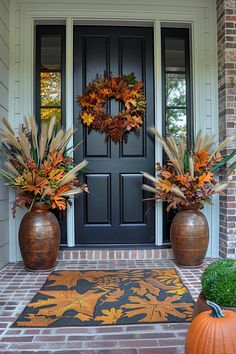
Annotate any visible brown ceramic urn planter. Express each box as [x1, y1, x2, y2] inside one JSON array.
[[170, 204, 209, 267], [19, 203, 61, 271]]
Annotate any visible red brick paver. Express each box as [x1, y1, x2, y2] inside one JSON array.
[[0, 259, 212, 353]]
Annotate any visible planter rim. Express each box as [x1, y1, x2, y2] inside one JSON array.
[[31, 203, 51, 211], [180, 203, 203, 211], [199, 291, 236, 311]]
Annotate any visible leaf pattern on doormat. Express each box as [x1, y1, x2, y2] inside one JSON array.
[[13, 268, 194, 327]]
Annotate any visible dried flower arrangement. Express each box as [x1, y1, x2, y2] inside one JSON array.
[[0, 116, 88, 214], [142, 128, 236, 211]]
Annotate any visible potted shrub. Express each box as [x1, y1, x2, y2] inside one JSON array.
[[142, 129, 236, 267], [192, 259, 236, 317], [0, 116, 88, 271]]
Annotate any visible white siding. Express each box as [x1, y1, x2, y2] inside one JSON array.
[[8, 0, 218, 258], [0, 0, 9, 268]]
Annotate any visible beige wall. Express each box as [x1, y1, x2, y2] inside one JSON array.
[[0, 0, 9, 268]]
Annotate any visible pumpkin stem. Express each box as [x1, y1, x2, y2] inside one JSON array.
[[207, 301, 225, 318]]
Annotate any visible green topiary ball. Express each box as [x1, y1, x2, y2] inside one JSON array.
[[202, 259, 236, 307]]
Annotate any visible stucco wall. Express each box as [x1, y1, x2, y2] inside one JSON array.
[[8, 0, 219, 259], [0, 0, 9, 268]]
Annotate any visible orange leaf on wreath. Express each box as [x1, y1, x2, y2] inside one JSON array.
[[89, 92, 99, 101], [109, 119, 126, 143], [81, 112, 95, 126], [92, 116, 112, 132], [125, 98, 138, 109], [132, 81, 144, 92], [98, 88, 111, 96], [77, 96, 91, 107], [117, 78, 128, 91], [126, 116, 143, 131]]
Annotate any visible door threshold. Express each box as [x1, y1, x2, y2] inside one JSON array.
[[60, 244, 171, 249]]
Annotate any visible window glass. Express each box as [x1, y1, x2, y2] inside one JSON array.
[[36, 27, 65, 127], [40, 72, 61, 106], [165, 38, 185, 71], [41, 108, 61, 122], [166, 73, 186, 107], [162, 29, 191, 142], [41, 36, 61, 70], [165, 108, 186, 140]]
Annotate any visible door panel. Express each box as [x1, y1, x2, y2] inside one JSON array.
[[120, 174, 144, 224], [74, 26, 155, 244], [85, 130, 110, 157], [85, 174, 111, 224], [121, 132, 145, 157]]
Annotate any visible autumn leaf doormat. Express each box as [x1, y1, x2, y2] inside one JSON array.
[[13, 269, 194, 327]]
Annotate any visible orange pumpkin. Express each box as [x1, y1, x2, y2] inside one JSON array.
[[186, 301, 236, 354]]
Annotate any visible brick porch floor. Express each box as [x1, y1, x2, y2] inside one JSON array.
[[0, 259, 212, 354]]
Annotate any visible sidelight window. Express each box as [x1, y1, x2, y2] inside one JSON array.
[[161, 28, 192, 143], [161, 27, 192, 244]]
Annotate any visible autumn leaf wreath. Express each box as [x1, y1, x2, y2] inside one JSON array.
[[77, 72, 146, 143]]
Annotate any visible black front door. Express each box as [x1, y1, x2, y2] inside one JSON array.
[[74, 26, 155, 245]]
